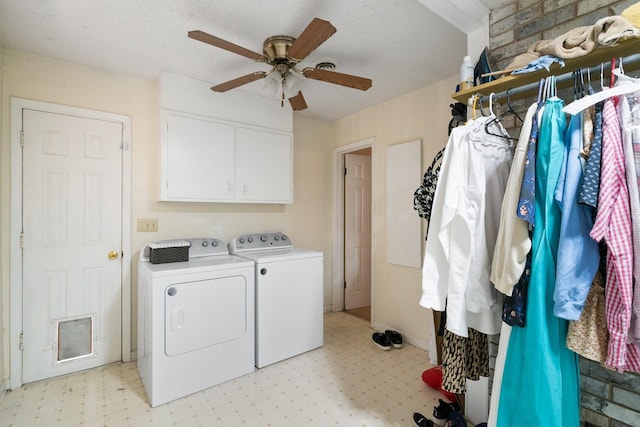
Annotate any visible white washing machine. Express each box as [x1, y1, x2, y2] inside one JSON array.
[[229, 232, 323, 368], [137, 237, 255, 407]]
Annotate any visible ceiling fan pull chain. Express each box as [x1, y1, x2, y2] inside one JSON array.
[[281, 77, 286, 107]]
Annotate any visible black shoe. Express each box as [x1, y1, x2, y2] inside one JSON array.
[[385, 330, 403, 348], [446, 411, 467, 427], [413, 412, 434, 427], [433, 399, 460, 426], [371, 332, 392, 350]]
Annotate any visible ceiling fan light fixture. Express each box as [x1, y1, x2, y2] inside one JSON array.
[[262, 71, 281, 97], [283, 72, 302, 99]]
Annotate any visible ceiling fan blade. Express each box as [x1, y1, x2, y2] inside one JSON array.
[[288, 91, 308, 111], [287, 18, 337, 62], [188, 30, 264, 61], [211, 72, 267, 92], [303, 68, 372, 91]]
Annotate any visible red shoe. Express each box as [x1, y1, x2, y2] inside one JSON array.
[[421, 366, 443, 389]]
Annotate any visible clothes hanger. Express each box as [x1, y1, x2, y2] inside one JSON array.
[[500, 89, 524, 123], [573, 69, 586, 100], [477, 95, 489, 117], [484, 93, 516, 142], [546, 75, 557, 99], [471, 94, 478, 120], [542, 75, 551, 102], [563, 56, 640, 115], [610, 57, 617, 88], [537, 78, 546, 105]]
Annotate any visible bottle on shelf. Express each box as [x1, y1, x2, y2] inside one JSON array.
[[459, 55, 475, 91]]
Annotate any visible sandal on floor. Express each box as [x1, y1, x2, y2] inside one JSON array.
[[385, 330, 403, 348], [371, 332, 392, 350], [413, 412, 434, 427]]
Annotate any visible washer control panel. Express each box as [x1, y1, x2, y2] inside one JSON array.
[[229, 232, 292, 252]]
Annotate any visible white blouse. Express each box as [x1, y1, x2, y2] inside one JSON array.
[[420, 116, 512, 337]]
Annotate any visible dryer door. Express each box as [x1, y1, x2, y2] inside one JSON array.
[[165, 275, 248, 357]]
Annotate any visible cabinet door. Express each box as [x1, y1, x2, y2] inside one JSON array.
[[164, 114, 236, 201], [236, 128, 293, 203]]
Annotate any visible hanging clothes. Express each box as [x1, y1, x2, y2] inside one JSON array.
[[420, 115, 512, 338], [553, 112, 599, 320], [440, 328, 489, 395], [590, 98, 640, 373], [487, 322, 512, 427], [566, 268, 609, 363], [497, 97, 580, 427], [491, 103, 537, 295], [627, 90, 640, 345], [413, 147, 446, 227], [491, 102, 539, 329], [619, 93, 640, 346], [578, 103, 604, 207]]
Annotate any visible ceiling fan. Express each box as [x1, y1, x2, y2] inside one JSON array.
[[188, 18, 372, 111]]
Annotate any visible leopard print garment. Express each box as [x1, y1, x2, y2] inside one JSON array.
[[441, 328, 489, 394]]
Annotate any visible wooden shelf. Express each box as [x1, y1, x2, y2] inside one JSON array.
[[451, 37, 640, 103]]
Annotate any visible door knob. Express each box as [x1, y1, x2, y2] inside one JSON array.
[[108, 251, 119, 260]]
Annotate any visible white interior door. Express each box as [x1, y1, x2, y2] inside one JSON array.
[[344, 153, 372, 310], [21, 109, 123, 383]]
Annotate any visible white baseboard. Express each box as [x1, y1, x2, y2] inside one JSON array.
[[0, 378, 7, 403]]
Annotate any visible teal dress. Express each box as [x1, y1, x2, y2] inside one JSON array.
[[496, 97, 580, 426]]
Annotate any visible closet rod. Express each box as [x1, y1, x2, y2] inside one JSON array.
[[477, 52, 640, 105]]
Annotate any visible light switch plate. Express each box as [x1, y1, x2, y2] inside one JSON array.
[[137, 218, 158, 232]]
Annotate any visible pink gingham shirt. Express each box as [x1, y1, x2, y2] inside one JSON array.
[[590, 98, 640, 373]]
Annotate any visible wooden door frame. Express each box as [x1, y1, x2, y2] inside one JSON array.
[[9, 97, 132, 389], [331, 137, 375, 319]]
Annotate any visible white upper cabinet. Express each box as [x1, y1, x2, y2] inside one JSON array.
[[164, 113, 236, 201], [159, 73, 294, 204], [160, 111, 293, 203], [236, 127, 293, 203]]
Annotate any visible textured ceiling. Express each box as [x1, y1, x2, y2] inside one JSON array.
[[0, 0, 502, 121]]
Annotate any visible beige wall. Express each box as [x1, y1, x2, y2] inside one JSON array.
[[0, 48, 457, 385], [0, 50, 332, 379], [332, 75, 458, 347]]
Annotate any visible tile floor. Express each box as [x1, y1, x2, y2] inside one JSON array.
[[0, 312, 444, 426]]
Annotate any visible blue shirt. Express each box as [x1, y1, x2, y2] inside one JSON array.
[[553, 113, 600, 320]]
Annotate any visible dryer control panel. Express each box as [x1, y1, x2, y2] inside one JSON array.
[[140, 237, 228, 261], [229, 232, 293, 252], [187, 238, 228, 258]]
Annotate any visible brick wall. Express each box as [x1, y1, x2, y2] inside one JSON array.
[[485, 1, 640, 426]]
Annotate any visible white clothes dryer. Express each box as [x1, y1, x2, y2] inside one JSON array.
[[137, 237, 255, 407], [229, 232, 323, 368]]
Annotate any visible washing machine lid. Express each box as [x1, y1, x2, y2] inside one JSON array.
[[233, 247, 323, 263]]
